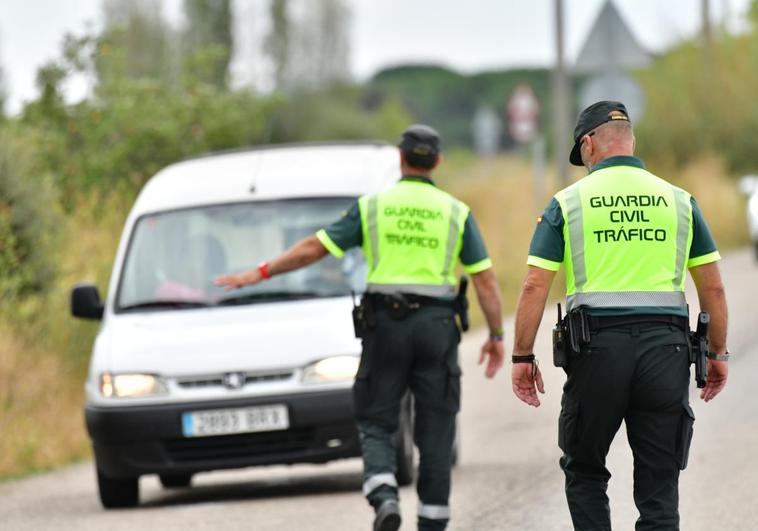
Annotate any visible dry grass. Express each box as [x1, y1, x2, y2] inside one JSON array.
[[0, 190, 129, 478], [0, 154, 747, 479]]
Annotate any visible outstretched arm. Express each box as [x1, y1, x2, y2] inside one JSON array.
[[471, 268, 505, 378], [215, 235, 329, 289], [689, 261, 728, 402], [511, 266, 556, 407]]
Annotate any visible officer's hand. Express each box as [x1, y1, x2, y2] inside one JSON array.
[[511, 361, 545, 407], [479, 339, 504, 378], [214, 270, 261, 291], [700, 359, 728, 402]]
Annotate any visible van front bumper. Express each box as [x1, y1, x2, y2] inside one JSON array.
[[86, 388, 360, 478]]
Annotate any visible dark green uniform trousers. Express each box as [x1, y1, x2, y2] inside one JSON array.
[[559, 322, 696, 531], [354, 304, 460, 531]]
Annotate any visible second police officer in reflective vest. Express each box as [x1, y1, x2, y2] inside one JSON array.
[[216, 125, 505, 531], [510, 101, 729, 531]]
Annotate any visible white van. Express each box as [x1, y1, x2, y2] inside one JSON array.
[[71, 142, 416, 508]]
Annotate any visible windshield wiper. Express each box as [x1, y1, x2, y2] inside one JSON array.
[[216, 291, 338, 305], [119, 300, 211, 312]]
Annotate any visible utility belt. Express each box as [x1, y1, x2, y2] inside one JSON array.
[[552, 303, 709, 388], [352, 278, 470, 338]]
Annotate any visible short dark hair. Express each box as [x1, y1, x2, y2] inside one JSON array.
[[402, 149, 439, 170]]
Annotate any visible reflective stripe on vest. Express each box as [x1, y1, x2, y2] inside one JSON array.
[[567, 291, 687, 310], [556, 165, 693, 310], [359, 180, 469, 297]]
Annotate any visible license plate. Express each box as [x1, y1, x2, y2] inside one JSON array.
[[181, 404, 289, 438]]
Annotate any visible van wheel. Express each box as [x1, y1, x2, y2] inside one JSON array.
[[97, 468, 139, 509], [159, 474, 192, 488], [394, 393, 415, 487]]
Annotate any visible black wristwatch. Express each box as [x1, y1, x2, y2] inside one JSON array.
[[707, 349, 730, 361]]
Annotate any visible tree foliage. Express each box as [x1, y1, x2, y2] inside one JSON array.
[[264, 0, 291, 90], [635, 27, 758, 173], [99, 0, 174, 84], [0, 130, 62, 300], [264, 0, 351, 91], [182, 0, 233, 88]]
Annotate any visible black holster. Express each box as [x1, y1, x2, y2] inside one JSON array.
[[454, 276, 470, 332], [688, 311, 709, 389], [553, 304, 590, 368], [352, 294, 376, 338]]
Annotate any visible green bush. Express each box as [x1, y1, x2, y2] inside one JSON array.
[[0, 129, 62, 301], [636, 33, 758, 173]]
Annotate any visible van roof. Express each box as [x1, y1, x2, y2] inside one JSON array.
[[130, 142, 401, 216]]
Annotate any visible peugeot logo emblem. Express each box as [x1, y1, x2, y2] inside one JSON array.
[[223, 372, 246, 390]]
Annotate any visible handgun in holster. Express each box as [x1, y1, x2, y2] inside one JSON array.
[[553, 303, 568, 367], [553, 304, 591, 368], [351, 292, 376, 339], [688, 311, 709, 389], [454, 276, 470, 332]]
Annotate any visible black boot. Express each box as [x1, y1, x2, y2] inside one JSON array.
[[373, 500, 401, 531]]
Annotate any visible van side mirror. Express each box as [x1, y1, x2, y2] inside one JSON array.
[[739, 175, 758, 196], [71, 284, 105, 320]]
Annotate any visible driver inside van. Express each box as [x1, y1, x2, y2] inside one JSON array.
[[155, 235, 227, 301]]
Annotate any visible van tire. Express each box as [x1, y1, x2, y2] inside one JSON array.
[[159, 474, 192, 489], [97, 468, 139, 509], [394, 394, 415, 487]]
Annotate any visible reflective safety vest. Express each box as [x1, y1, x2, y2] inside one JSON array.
[[556, 165, 693, 311], [358, 180, 469, 298]]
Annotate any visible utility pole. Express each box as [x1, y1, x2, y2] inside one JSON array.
[[553, 0, 570, 186]]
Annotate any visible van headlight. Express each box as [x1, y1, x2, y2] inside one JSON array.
[[302, 356, 360, 384], [101, 372, 168, 398]]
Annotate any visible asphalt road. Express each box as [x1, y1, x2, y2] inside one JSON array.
[[1, 249, 755, 531]]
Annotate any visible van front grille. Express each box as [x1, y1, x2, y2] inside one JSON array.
[[176, 371, 293, 390], [164, 428, 315, 463]]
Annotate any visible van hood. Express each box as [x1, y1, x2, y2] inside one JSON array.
[[97, 296, 360, 376]]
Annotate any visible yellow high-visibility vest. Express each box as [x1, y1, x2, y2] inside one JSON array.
[[358, 180, 469, 298], [555, 165, 693, 311]]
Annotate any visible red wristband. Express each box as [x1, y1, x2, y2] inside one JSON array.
[[257, 261, 272, 280]]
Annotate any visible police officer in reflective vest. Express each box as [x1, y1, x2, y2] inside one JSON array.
[[216, 125, 505, 531], [510, 101, 729, 530]]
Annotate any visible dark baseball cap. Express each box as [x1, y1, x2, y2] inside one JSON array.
[[398, 124, 441, 156], [569, 101, 630, 166]]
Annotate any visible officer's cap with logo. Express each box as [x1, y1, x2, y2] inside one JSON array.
[[569, 101, 630, 166], [398, 124, 441, 157]]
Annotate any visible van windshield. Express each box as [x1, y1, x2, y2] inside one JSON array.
[[116, 198, 366, 312]]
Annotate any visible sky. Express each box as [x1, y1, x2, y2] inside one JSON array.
[[0, 0, 751, 114]]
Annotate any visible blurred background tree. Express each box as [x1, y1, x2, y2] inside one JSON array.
[[0, 130, 62, 302], [0, 38, 5, 121], [182, 0, 233, 89], [264, 0, 351, 92], [99, 0, 174, 84], [264, 0, 291, 91]]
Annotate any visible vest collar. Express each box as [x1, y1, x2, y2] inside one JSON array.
[[590, 156, 646, 173], [400, 174, 436, 186]]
